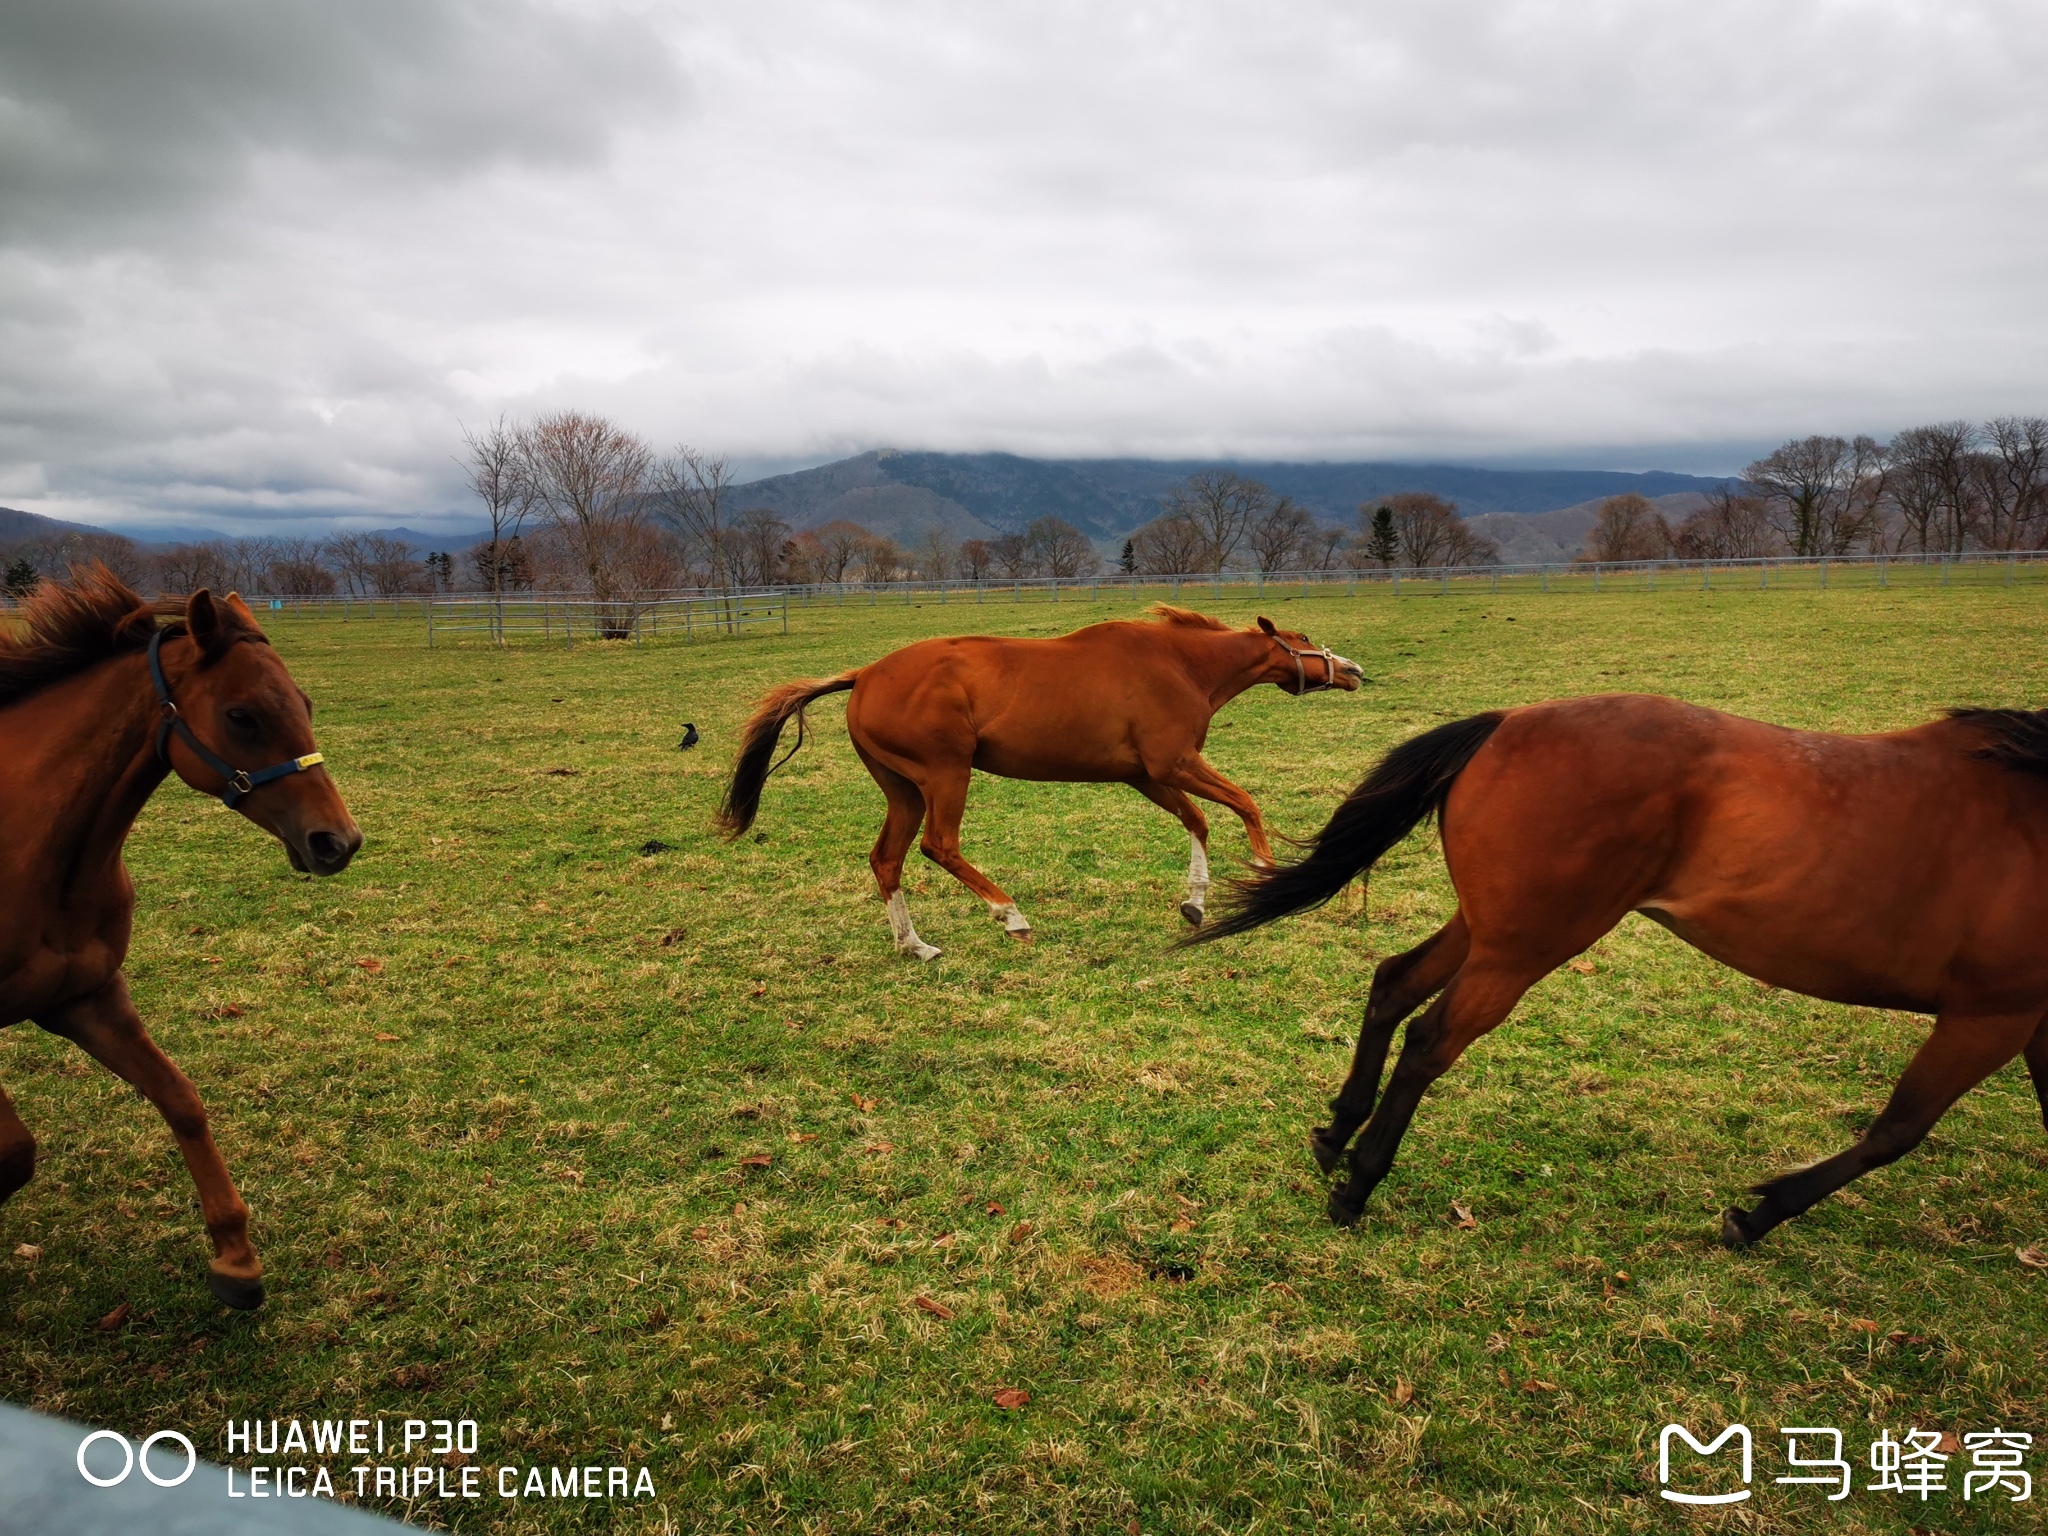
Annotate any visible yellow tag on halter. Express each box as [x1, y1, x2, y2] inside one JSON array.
[[295, 753, 325, 770]]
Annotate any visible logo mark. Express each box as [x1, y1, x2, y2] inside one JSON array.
[[1660, 1423, 1753, 1505], [77, 1429, 197, 1489]]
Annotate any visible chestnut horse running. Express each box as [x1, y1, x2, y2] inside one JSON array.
[[719, 607, 1362, 958], [0, 568, 361, 1308], [1201, 693, 2048, 1245]]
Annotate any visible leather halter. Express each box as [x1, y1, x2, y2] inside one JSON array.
[[148, 628, 324, 809], [1271, 634, 1342, 694]]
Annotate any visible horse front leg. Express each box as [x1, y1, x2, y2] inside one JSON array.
[[1161, 756, 1274, 866], [1725, 1007, 2040, 1247], [38, 975, 265, 1309], [2025, 1016, 2048, 1133], [1128, 777, 1212, 924]]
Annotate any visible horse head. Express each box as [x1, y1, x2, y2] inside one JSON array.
[[1256, 616, 1365, 694], [159, 590, 362, 876]]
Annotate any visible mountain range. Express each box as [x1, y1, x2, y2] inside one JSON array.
[[724, 451, 1732, 547], [2, 452, 1735, 553]]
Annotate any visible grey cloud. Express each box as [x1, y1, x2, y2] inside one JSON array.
[[0, 0, 683, 245]]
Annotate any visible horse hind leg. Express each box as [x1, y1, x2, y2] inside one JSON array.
[[1330, 955, 1542, 1226], [1313, 913, 1470, 1174], [0, 1083, 34, 1202], [1723, 1007, 2040, 1247], [858, 749, 940, 961], [2025, 1016, 2048, 1133]]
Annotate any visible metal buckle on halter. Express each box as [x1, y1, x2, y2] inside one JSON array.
[[229, 769, 255, 796]]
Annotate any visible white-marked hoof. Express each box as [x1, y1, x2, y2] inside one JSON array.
[[904, 941, 942, 962], [1005, 927, 1034, 943], [1179, 901, 1205, 926]]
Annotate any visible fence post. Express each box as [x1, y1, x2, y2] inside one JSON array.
[[1539, 569, 1547, 593], [427, 599, 435, 649], [1593, 565, 1600, 593]]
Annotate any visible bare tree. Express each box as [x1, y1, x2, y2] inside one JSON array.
[[990, 532, 1032, 579], [1383, 492, 1496, 568], [957, 538, 994, 580], [730, 507, 792, 587], [1884, 422, 1977, 553], [363, 534, 421, 596], [1744, 435, 1887, 555], [1580, 494, 1674, 562], [1673, 486, 1776, 559], [809, 520, 869, 584], [266, 535, 335, 593], [461, 416, 533, 631], [1303, 520, 1349, 571], [1245, 497, 1314, 572], [1977, 416, 2048, 550], [856, 534, 904, 583], [1024, 517, 1097, 578], [652, 448, 740, 589], [1129, 509, 1213, 575], [152, 541, 238, 595], [1161, 470, 1267, 571], [521, 411, 657, 633], [916, 525, 956, 581]]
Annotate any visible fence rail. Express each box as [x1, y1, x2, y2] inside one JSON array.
[[12, 549, 2045, 629], [424, 592, 789, 648]]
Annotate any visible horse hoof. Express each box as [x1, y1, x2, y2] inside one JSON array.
[[1006, 927, 1033, 943], [1309, 1128, 1343, 1175], [901, 942, 941, 962], [1719, 1206, 1760, 1249], [207, 1267, 266, 1311], [1179, 902, 1204, 926], [1327, 1187, 1364, 1228]]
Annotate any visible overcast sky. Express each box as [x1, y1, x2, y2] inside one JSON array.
[[2, 1, 2044, 535]]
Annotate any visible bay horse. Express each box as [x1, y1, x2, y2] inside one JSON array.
[[718, 607, 1362, 959], [1200, 693, 2048, 1245], [0, 567, 360, 1309]]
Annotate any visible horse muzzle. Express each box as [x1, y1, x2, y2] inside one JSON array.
[[285, 823, 363, 877], [1330, 654, 1366, 690]]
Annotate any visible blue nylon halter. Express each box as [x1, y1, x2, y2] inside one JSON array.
[[147, 627, 325, 809]]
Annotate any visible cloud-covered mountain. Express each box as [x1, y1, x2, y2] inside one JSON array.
[[728, 452, 1733, 545]]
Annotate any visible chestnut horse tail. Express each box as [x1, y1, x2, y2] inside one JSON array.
[[1196, 711, 1506, 942], [716, 672, 860, 835]]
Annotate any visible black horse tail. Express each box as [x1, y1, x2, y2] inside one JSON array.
[[1194, 711, 1506, 942], [715, 672, 859, 836]]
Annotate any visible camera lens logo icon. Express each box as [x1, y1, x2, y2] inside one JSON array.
[[76, 1429, 198, 1488]]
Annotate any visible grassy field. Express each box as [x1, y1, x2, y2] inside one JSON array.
[[3, 576, 2047, 1534]]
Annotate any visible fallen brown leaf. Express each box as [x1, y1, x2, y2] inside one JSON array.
[[1450, 1201, 1477, 1229], [750, 984, 766, 999], [1934, 1431, 1962, 1454], [15, 1243, 42, 1261], [850, 1093, 879, 1112], [787, 1132, 818, 1143], [991, 1387, 1030, 1410], [690, 1227, 711, 1240], [357, 957, 384, 973], [97, 1302, 131, 1332], [322, 1248, 344, 1269], [738, 1154, 772, 1169], [2016, 1246, 2048, 1269], [862, 1141, 894, 1154], [986, 1200, 1006, 1216], [1522, 1378, 1558, 1393], [1170, 1217, 1195, 1233], [875, 1217, 903, 1229], [1390, 1379, 1414, 1405], [1007, 1220, 1033, 1244], [1848, 1317, 1880, 1333], [913, 1295, 955, 1320], [1567, 958, 1595, 975], [204, 1004, 245, 1019], [373, 1032, 400, 1042]]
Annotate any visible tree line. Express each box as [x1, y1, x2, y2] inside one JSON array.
[[1581, 418, 2048, 563], [1124, 471, 1498, 574]]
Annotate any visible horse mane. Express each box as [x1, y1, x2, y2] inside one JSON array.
[[0, 563, 181, 709], [1948, 707, 2048, 775], [1145, 604, 1234, 631]]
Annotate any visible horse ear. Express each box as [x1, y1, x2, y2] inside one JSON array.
[[1257, 616, 1278, 636], [222, 591, 264, 632], [186, 589, 233, 659]]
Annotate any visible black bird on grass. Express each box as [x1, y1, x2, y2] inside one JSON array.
[[677, 723, 699, 750]]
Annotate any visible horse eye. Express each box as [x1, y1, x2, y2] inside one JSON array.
[[226, 707, 258, 730]]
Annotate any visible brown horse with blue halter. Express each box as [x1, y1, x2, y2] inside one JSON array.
[[720, 607, 1362, 958], [0, 566, 360, 1308], [1202, 693, 2048, 1244]]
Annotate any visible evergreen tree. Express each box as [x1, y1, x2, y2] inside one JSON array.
[[3, 557, 37, 598], [1366, 505, 1399, 567], [1118, 538, 1136, 575]]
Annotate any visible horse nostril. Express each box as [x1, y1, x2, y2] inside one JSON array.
[[307, 830, 354, 869]]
